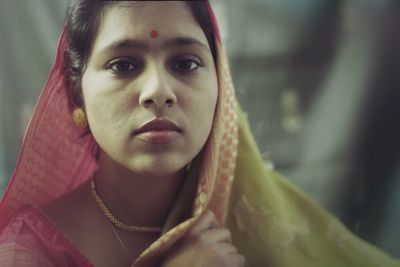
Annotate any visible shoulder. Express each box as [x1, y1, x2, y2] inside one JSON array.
[[0, 240, 55, 267], [0, 206, 54, 243], [0, 205, 92, 267], [0, 206, 56, 266], [41, 180, 95, 241]]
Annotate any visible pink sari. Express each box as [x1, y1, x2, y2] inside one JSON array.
[[0, 206, 92, 266]]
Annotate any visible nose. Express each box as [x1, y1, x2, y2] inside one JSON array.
[[138, 65, 177, 109]]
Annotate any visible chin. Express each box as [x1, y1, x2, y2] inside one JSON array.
[[128, 158, 187, 178]]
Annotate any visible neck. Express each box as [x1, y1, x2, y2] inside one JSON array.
[[92, 151, 186, 228]]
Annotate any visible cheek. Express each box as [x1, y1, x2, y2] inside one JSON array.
[[81, 75, 130, 142], [186, 87, 217, 118], [202, 83, 218, 122], [189, 87, 218, 139], [190, 72, 218, 113]]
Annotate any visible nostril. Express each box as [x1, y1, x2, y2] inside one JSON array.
[[143, 99, 153, 107], [165, 99, 174, 107], [141, 98, 175, 108]]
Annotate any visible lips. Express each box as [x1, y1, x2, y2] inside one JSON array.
[[134, 119, 183, 135], [133, 119, 183, 144]]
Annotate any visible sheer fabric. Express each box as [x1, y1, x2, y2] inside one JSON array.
[[0, 206, 91, 267]]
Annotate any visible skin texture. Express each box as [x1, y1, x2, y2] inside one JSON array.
[[45, 2, 244, 266], [82, 2, 218, 178]]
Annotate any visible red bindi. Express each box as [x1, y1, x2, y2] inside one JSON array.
[[150, 30, 158, 38]]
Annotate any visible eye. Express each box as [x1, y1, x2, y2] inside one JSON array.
[[107, 59, 137, 73], [172, 56, 203, 72]]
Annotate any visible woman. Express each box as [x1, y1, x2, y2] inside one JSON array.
[[0, 1, 398, 267]]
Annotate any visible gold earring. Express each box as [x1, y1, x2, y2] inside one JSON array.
[[72, 108, 88, 128]]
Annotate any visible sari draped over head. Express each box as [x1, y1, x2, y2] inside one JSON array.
[[0, 1, 399, 267]]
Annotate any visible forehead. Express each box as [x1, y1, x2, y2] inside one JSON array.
[[91, 1, 207, 53]]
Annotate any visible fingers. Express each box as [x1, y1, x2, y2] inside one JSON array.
[[200, 228, 232, 244], [182, 210, 245, 267], [189, 211, 232, 244], [189, 210, 220, 234], [215, 242, 238, 255]]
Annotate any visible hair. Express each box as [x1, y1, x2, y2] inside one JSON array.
[[64, 0, 217, 107]]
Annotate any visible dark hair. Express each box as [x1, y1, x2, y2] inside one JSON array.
[[64, 0, 216, 107]]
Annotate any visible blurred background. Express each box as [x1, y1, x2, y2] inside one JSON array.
[[0, 0, 399, 258]]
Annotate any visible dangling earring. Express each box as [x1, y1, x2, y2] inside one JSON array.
[[72, 107, 88, 128]]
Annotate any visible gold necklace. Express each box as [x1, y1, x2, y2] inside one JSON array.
[[91, 179, 162, 233]]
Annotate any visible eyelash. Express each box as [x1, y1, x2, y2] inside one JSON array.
[[107, 59, 138, 74], [172, 56, 203, 73], [106, 56, 203, 75]]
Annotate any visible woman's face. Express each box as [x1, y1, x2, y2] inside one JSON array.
[[81, 2, 218, 177]]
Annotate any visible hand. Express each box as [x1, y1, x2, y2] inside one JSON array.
[[160, 210, 245, 267]]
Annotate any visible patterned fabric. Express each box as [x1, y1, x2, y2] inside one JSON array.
[[0, 206, 92, 267], [226, 110, 400, 267], [0, 28, 99, 230], [0, 0, 399, 266]]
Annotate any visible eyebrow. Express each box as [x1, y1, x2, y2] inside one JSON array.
[[98, 37, 210, 53]]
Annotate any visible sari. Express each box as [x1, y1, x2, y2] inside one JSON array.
[[0, 1, 399, 266]]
